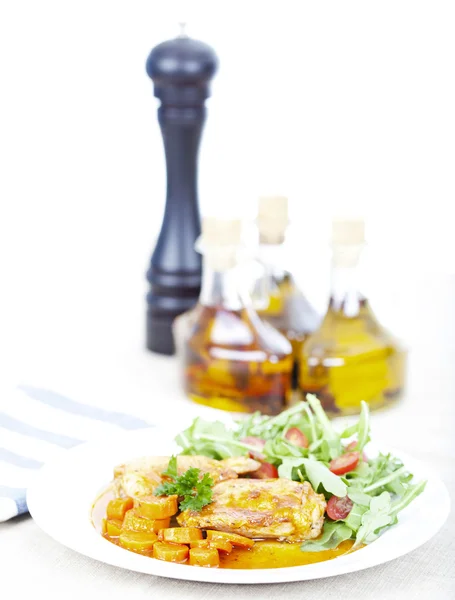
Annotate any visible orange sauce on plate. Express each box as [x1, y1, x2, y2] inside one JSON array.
[[219, 539, 354, 569], [101, 531, 355, 569]]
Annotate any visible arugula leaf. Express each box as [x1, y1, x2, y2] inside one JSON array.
[[301, 522, 353, 552], [354, 400, 370, 451], [302, 459, 347, 497], [390, 481, 427, 517], [314, 439, 333, 463], [263, 437, 306, 462], [344, 503, 368, 530], [339, 401, 370, 451], [237, 402, 317, 443], [347, 489, 372, 506], [354, 492, 393, 547], [340, 423, 359, 439], [306, 394, 342, 459], [277, 458, 299, 480], [363, 466, 408, 493], [279, 458, 347, 497], [175, 418, 247, 459], [348, 461, 371, 480], [154, 457, 214, 512]]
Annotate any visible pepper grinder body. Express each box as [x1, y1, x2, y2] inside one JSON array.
[[145, 35, 218, 355]]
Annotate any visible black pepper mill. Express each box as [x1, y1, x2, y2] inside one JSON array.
[[145, 28, 218, 355]]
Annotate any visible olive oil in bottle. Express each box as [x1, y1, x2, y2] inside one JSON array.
[[255, 196, 320, 384], [183, 217, 293, 415], [299, 219, 406, 415]]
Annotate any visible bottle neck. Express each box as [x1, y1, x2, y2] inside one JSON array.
[[329, 244, 365, 317], [258, 243, 287, 279], [199, 260, 245, 311]]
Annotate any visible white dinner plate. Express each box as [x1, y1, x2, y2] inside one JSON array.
[[27, 427, 450, 584]]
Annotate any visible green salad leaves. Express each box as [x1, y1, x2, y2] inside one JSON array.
[[174, 394, 426, 550]]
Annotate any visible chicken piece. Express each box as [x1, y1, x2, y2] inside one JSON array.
[[220, 456, 261, 475], [178, 478, 326, 543], [114, 455, 259, 498]]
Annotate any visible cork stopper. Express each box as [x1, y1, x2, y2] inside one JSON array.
[[201, 217, 242, 246], [331, 218, 365, 246], [197, 218, 243, 270], [331, 218, 365, 267], [257, 196, 289, 244]]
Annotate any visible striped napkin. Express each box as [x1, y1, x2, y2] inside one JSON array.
[[0, 385, 152, 522]]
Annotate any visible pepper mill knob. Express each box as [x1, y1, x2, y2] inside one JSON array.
[[145, 29, 218, 355], [146, 29, 218, 101]]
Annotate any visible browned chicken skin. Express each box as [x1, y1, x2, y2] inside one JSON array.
[[178, 478, 326, 543], [114, 455, 260, 498]]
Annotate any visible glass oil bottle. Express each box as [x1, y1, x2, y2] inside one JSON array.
[[182, 217, 293, 415], [254, 196, 320, 385], [299, 219, 406, 415]]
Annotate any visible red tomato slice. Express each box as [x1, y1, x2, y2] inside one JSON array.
[[345, 441, 367, 461], [285, 427, 309, 448], [241, 436, 266, 460], [326, 495, 353, 520], [250, 461, 278, 479], [329, 451, 360, 475]]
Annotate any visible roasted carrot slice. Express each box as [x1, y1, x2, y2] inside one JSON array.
[[153, 542, 189, 563], [158, 527, 203, 544], [190, 539, 233, 554], [101, 518, 108, 535], [102, 518, 123, 537], [134, 495, 178, 520], [189, 547, 220, 568], [205, 530, 254, 549], [118, 530, 158, 553], [122, 509, 170, 534], [106, 497, 134, 522]]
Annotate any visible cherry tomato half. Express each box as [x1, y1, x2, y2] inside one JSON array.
[[345, 441, 367, 461], [250, 461, 279, 479], [285, 427, 309, 448], [241, 436, 266, 460], [326, 495, 353, 520], [329, 451, 360, 475]]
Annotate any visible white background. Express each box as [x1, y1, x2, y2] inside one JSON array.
[[0, 0, 454, 403]]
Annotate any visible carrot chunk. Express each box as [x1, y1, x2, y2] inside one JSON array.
[[106, 497, 133, 521], [122, 509, 170, 534], [102, 518, 123, 537], [205, 530, 254, 549], [189, 547, 220, 568], [134, 495, 178, 520], [158, 527, 203, 544], [153, 542, 189, 563], [190, 539, 233, 554], [118, 530, 158, 553]]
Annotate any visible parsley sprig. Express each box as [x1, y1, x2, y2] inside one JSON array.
[[154, 456, 214, 512]]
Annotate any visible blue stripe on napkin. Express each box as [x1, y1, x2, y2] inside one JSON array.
[[18, 386, 151, 430], [0, 413, 82, 448], [0, 387, 153, 522], [0, 448, 43, 469], [0, 485, 28, 517]]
